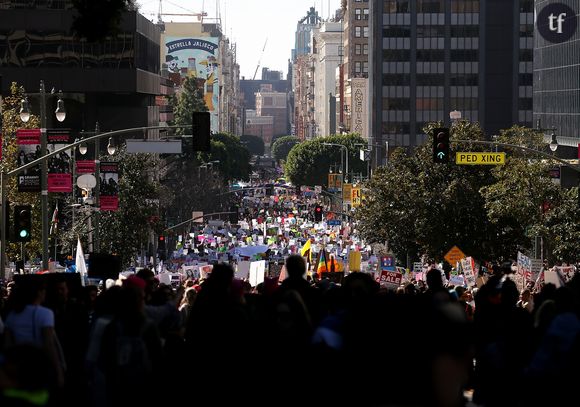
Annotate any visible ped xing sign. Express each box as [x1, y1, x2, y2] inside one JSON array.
[[456, 152, 505, 165]]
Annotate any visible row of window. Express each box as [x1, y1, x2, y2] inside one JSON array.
[[355, 26, 369, 38], [383, 49, 479, 62], [384, 0, 482, 14], [354, 61, 369, 74], [355, 43, 369, 55], [383, 25, 480, 38], [355, 8, 370, 20], [382, 73, 479, 86]]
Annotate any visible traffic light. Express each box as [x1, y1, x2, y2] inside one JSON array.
[[157, 235, 166, 261], [192, 111, 211, 152], [432, 127, 450, 163], [14, 205, 32, 242], [229, 206, 239, 224], [314, 205, 323, 222]]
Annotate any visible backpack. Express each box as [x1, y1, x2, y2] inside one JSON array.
[[111, 320, 153, 385]]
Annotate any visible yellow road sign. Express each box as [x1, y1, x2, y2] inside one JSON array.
[[342, 183, 352, 203], [456, 152, 506, 165], [444, 245, 466, 265], [351, 187, 362, 207]]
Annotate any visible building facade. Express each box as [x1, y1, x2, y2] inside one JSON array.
[[533, 0, 580, 158], [341, 0, 371, 135], [255, 87, 289, 138], [244, 109, 275, 146], [313, 21, 344, 137], [0, 4, 162, 133], [369, 0, 534, 164]]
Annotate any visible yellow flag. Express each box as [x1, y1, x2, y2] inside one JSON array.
[[300, 239, 312, 257]]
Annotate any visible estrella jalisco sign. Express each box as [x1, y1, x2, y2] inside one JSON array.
[[166, 38, 218, 54]]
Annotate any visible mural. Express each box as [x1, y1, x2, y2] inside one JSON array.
[[165, 37, 219, 132]]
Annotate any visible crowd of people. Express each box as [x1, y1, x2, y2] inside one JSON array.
[[0, 254, 578, 407]]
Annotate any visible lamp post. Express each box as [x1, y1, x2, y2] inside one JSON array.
[[19, 80, 66, 270], [535, 119, 558, 153], [322, 143, 349, 179]]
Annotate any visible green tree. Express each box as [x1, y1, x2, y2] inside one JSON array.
[[60, 148, 164, 267], [1, 83, 43, 262], [205, 133, 251, 181], [284, 134, 367, 187], [357, 121, 556, 261], [173, 75, 209, 137], [271, 135, 299, 162], [540, 187, 580, 263], [240, 134, 265, 156]]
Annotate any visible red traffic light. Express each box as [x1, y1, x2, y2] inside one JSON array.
[[159, 236, 165, 241], [316, 207, 321, 212]]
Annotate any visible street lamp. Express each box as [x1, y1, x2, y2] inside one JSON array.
[[107, 137, 116, 155], [18, 80, 66, 270], [322, 143, 349, 177], [549, 131, 558, 152]]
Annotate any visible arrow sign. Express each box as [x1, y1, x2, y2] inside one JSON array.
[[437, 152, 446, 159]]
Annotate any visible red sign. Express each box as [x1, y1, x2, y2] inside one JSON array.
[[48, 174, 72, 193], [379, 270, 403, 288], [76, 160, 96, 174], [100, 162, 119, 211]]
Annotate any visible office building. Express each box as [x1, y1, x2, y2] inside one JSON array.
[[369, 0, 534, 164]]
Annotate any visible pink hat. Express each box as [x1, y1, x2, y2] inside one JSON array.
[[123, 275, 146, 290]]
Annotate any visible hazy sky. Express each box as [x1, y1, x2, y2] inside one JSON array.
[[137, 0, 341, 79]]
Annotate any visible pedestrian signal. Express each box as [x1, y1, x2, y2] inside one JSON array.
[[432, 127, 450, 163]]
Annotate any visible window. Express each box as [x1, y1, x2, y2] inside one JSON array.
[[383, 26, 411, 37], [417, 0, 444, 13], [383, 49, 410, 61], [451, 25, 479, 37], [416, 49, 444, 60], [450, 49, 478, 61], [518, 73, 532, 86], [384, 0, 409, 13], [363, 44, 369, 55], [382, 73, 410, 85], [451, 0, 480, 13], [364, 9, 369, 20], [355, 62, 362, 73], [363, 27, 369, 37], [363, 62, 369, 73], [416, 74, 445, 85], [355, 26, 362, 37], [355, 44, 362, 55], [355, 9, 362, 20], [416, 26, 446, 38]]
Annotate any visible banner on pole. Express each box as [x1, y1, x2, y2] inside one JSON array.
[[99, 162, 119, 211], [47, 129, 72, 193], [16, 128, 41, 192]]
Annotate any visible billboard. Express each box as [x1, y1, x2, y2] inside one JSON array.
[[16, 128, 41, 192], [47, 129, 72, 193], [165, 37, 219, 132], [99, 162, 119, 211]]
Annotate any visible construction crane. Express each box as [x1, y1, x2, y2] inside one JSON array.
[[253, 38, 268, 80], [156, 0, 207, 25]]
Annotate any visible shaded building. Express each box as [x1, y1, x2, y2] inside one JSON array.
[[533, 0, 580, 158], [245, 109, 274, 147], [369, 0, 534, 165], [256, 86, 289, 137], [0, 3, 162, 133]]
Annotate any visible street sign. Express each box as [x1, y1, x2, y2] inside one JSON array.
[[126, 139, 182, 154], [342, 183, 352, 203], [444, 245, 466, 265], [351, 187, 362, 207], [328, 219, 342, 226], [456, 152, 505, 165]]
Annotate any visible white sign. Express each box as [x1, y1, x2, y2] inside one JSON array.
[[413, 262, 423, 273], [236, 261, 251, 280], [460, 257, 476, 287], [249, 260, 266, 287]]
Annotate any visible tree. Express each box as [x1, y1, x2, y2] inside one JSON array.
[[356, 121, 576, 265], [540, 187, 580, 263], [173, 76, 209, 134], [206, 133, 251, 181], [1, 83, 43, 262], [72, 0, 138, 42], [60, 147, 164, 268], [284, 134, 367, 187], [240, 134, 265, 156], [271, 135, 299, 162]]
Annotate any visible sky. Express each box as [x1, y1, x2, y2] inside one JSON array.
[[137, 0, 342, 79]]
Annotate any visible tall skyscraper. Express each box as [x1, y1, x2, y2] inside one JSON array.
[[369, 0, 534, 164], [534, 0, 580, 158]]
